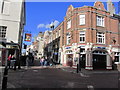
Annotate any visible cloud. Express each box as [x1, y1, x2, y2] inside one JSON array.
[[37, 20, 60, 29], [37, 24, 45, 29], [45, 24, 50, 28], [53, 20, 59, 28]]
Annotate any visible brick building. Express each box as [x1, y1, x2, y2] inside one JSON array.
[[60, 1, 120, 70], [44, 1, 120, 70]]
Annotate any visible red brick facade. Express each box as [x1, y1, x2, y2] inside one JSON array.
[[60, 1, 120, 70], [45, 1, 120, 70]]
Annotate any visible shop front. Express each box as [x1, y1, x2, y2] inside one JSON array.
[[66, 50, 73, 67], [92, 50, 107, 70], [6, 43, 20, 68]]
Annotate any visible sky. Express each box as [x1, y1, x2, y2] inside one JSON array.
[[23, 1, 119, 45]]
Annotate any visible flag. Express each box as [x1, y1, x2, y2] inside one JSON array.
[[24, 33, 31, 42]]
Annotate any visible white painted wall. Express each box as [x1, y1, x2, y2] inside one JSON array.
[[0, 0, 25, 44]]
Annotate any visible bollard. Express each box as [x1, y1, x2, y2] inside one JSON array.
[[2, 66, 8, 89], [14, 61, 16, 70], [76, 64, 79, 73]]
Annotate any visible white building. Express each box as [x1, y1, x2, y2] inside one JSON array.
[[0, 0, 25, 47], [0, 0, 25, 65]]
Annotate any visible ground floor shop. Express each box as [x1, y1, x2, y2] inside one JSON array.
[[60, 44, 120, 70]]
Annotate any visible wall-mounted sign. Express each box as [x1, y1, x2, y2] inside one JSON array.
[[66, 47, 71, 49], [97, 47, 106, 49], [25, 33, 31, 42]]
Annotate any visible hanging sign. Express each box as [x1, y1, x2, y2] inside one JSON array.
[[24, 33, 31, 42]]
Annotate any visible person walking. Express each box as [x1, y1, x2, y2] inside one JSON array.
[[40, 57, 44, 66], [44, 57, 47, 66], [26, 55, 29, 69], [7, 54, 12, 69], [10, 55, 16, 70]]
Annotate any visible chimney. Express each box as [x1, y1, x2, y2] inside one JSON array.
[[107, 0, 115, 16]]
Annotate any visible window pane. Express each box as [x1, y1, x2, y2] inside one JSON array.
[[79, 15, 85, 25], [3, 1, 10, 15]]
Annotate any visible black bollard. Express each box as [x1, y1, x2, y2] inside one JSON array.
[[14, 61, 16, 70], [2, 66, 8, 89], [76, 64, 79, 73]]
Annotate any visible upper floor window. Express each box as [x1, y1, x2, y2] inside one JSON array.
[[79, 15, 85, 25], [97, 16, 104, 27], [67, 19, 71, 29], [0, 26, 7, 38], [79, 31, 85, 43], [0, 0, 10, 15], [66, 33, 71, 45], [97, 32, 105, 44]]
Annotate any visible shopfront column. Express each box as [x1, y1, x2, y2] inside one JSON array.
[[85, 50, 93, 70], [119, 52, 120, 63], [106, 54, 112, 70]]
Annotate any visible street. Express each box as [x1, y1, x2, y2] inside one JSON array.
[[7, 67, 90, 88], [6, 60, 119, 89]]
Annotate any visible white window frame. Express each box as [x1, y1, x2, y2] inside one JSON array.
[[2, 1, 10, 15], [97, 16, 104, 27], [0, 26, 7, 38], [66, 34, 71, 45], [79, 31, 85, 43], [67, 19, 71, 29], [79, 15, 85, 25], [97, 32, 105, 44]]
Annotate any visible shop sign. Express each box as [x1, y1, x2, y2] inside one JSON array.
[[54, 52, 58, 55], [96, 47, 106, 49], [6, 45, 11, 48], [24, 33, 31, 42], [66, 47, 71, 49]]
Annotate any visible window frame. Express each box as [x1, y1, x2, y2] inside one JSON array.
[[79, 14, 85, 25], [0, 26, 7, 38], [97, 16, 104, 27], [66, 33, 71, 45], [79, 31, 85, 43], [67, 19, 71, 29], [96, 32, 105, 44]]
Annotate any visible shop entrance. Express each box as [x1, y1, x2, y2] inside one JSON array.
[[66, 54, 73, 67], [93, 54, 106, 70], [80, 54, 86, 68]]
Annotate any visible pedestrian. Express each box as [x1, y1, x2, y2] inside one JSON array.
[[7, 54, 12, 69], [26, 55, 29, 68], [32, 55, 34, 64], [10, 55, 16, 70], [44, 57, 47, 66], [39, 57, 41, 66], [40, 57, 44, 66]]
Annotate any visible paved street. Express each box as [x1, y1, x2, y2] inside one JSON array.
[[7, 67, 90, 88], [6, 60, 119, 89]]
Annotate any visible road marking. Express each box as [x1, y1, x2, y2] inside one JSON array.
[[87, 85, 94, 90], [33, 70, 38, 72], [80, 73, 89, 77]]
